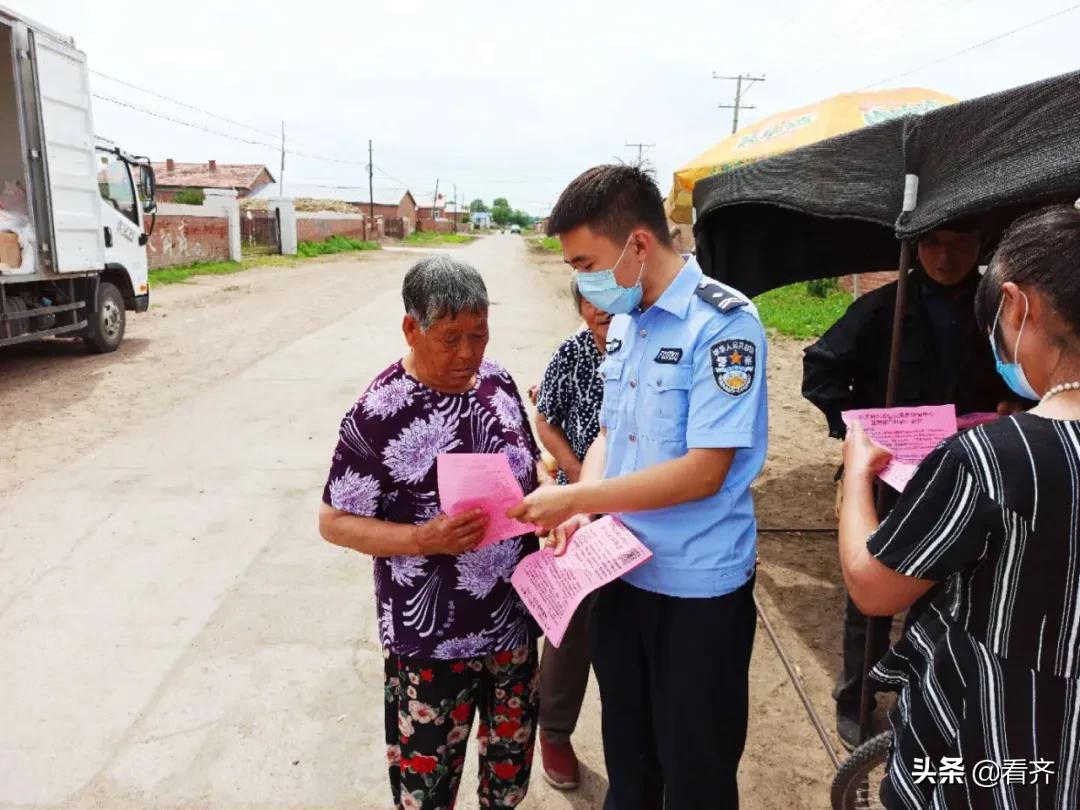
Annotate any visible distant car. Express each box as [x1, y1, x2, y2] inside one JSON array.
[[510, 224, 521, 234]]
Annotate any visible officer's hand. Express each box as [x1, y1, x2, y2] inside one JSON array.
[[414, 509, 489, 555], [842, 422, 892, 482], [527, 384, 540, 406], [506, 485, 578, 531], [543, 514, 591, 556]]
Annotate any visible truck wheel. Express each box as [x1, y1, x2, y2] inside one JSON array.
[[84, 281, 125, 353]]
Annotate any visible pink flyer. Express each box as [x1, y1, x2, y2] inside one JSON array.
[[511, 516, 652, 647]]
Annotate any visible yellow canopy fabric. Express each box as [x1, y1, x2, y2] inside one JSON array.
[[667, 87, 957, 224]]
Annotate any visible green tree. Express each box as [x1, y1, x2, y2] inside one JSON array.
[[173, 188, 205, 205], [509, 209, 532, 228], [491, 197, 513, 226], [469, 198, 488, 213]]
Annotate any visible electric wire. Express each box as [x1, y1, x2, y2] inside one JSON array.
[[859, 2, 1080, 90]]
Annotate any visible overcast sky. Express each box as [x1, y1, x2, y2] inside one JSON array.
[[19, 0, 1080, 214]]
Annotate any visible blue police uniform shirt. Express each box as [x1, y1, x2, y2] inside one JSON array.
[[598, 256, 768, 598]]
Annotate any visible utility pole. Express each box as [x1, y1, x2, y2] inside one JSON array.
[[431, 178, 440, 225], [279, 120, 286, 197], [367, 139, 374, 242], [625, 142, 655, 166], [452, 183, 458, 234], [714, 73, 766, 134]]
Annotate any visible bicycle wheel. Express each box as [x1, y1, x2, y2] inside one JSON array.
[[830, 730, 893, 810]]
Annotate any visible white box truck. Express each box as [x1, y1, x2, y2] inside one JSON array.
[[0, 5, 156, 353]]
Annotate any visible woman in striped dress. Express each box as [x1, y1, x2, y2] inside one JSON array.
[[839, 204, 1080, 809]]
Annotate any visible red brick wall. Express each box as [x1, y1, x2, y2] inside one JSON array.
[[418, 218, 453, 233], [839, 271, 895, 296], [368, 203, 399, 219], [146, 213, 229, 269], [296, 217, 368, 243]]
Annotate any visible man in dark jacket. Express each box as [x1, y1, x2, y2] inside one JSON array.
[[803, 223, 1015, 749]]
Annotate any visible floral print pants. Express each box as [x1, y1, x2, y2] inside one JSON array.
[[384, 643, 539, 810]]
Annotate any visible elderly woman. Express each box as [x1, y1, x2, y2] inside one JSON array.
[[319, 256, 547, 810], [531, 280, 610, 789], [840, 204, 1080, 808]]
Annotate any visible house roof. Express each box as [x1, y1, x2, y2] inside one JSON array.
[[413, 193, 446, 210], [250, 183, 414, 209], [152, 162, 275, 191]]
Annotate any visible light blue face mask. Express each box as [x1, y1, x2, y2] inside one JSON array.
[[574, 236, 644, 315], [989, 291, 1039, 401]]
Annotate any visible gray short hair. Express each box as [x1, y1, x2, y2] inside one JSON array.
[[402, 255, 489, 330], [570, 276, 584, 312]]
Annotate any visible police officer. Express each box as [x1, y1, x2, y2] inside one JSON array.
[[509, 165, 768, 810]]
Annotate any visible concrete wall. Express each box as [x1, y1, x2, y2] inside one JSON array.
[[146, 203, 230, 269]]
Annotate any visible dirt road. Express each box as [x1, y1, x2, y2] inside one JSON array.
[[1, 236, 849, 809]]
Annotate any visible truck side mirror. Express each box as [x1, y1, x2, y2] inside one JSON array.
[[140, 165, 157, 213]]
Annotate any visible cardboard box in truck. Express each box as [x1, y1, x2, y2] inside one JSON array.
[[0, 230, 19, 268]]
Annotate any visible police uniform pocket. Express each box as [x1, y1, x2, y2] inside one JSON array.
[[599, 358, 625, 430], [643, 365, 692, 441]]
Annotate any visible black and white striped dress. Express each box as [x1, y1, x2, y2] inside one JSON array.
[[869, 413, 1080, 809]]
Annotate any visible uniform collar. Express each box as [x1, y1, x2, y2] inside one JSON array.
[[648, 255, 703, 321]]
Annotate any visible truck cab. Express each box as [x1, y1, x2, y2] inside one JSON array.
[[0, 5, 156, 353]]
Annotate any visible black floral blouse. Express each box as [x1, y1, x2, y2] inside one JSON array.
[[536, 329, 604, 484]]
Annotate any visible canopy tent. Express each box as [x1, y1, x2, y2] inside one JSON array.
[[691, 118, 906, 298], [692, 70, 1080, 298], [666, 88, 956, 225], [899, 71, 1080, 239], [691, 68, 1080, 749]]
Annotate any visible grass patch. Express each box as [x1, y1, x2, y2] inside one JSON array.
[[527, 235, 561, 254], [404, 231, 476, 246], [297, 235, 380, 258], [753, 281, 853, 339], [150, 259, 266, 285], [150, 237, 380, 285]]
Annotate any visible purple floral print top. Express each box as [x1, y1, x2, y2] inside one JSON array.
[[322, 357, 541, 659]]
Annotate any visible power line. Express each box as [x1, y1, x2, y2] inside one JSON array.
[[373, 164, 410, 187], [91, 69, 570, 194], [858, 2, 1080, 90], [93, 92, 279, 147], [93, 92, 369, 167], [90, 68, 283, 141]]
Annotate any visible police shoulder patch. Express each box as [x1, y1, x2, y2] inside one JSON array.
[[710, 338, 756, 396], [695, 279, 749, 313]]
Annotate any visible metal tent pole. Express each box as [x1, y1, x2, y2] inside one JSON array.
[[856, 173, 919, 746], [856, 238, 913, 745]]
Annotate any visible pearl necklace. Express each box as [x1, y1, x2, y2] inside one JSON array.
[[1041, 381, 1080, 404]]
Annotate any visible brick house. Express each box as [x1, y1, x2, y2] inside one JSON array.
[[444, 202, 470, 224], [415, 193, 446, 220], [365, 190, 418, 222], [152, 159, 275, 202]]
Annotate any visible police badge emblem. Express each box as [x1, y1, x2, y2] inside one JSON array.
[[710, 339, 756, 396]]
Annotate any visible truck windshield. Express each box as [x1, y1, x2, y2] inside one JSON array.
[[97, 152, 138, 225]]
